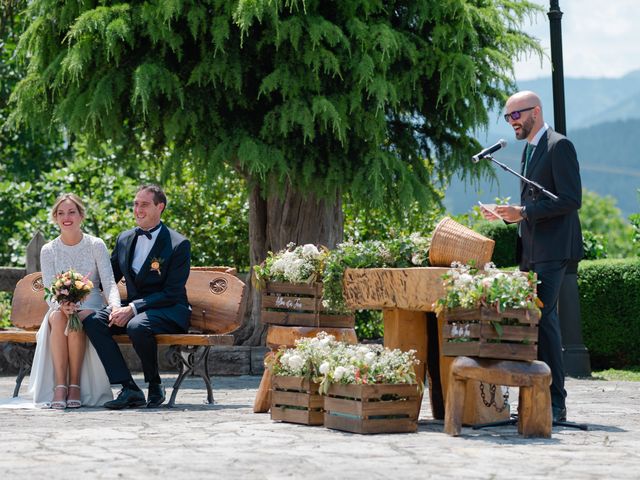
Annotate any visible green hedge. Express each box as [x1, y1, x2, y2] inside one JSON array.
[[578, 259, 640, 368], [473, 221, 517, 267]]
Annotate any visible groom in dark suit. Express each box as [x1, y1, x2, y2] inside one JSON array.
[[483, 91, 583, 423], [85, 185, 191, 409]]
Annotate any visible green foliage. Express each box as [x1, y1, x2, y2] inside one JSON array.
[[631, 213, 640, 256], [580, 189, 634, 258], [473, 221, 517, 267], [0, 0, 70, 183], [578, 259, 640, 368], [0, 292, 11, 329], [592, 367, 640, 382], [581, 230, 607, 260], [354, 309, 383, 340], [163, 166, 250, 269], [10, 0, 543, 213]]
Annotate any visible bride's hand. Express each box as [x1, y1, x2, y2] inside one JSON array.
[[59, 301, 78, 315]]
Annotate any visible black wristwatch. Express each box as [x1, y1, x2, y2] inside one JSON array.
[[520, 206, 528, 220]]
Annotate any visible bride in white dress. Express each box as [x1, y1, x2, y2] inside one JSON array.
[[28, 193, 120, 408]]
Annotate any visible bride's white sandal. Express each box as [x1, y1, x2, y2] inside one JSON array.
[[67, 385, 82, 409], [51, 385, 67, 409]]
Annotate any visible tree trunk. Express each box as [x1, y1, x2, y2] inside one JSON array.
[[233, 183, 344, 346]]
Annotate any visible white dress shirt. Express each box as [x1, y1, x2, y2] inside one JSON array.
[[131, 225, 161, 274]]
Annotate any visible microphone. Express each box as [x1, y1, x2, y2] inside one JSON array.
[[472, 139, 507, 163]]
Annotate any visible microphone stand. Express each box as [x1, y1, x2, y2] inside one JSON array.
[[470, 154, 588, 433], [484, 154, 558, 202]]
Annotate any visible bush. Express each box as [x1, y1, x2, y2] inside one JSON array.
[[473, 221, 517, 267], [578, 259, 640, 368], [582, 230, 607, 260]]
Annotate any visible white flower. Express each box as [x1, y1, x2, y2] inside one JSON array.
[[364, 351, 376, 365], [458, 273, 473, 285], [302, 244, 321, 258], [288, 354, 304, 370], [319, 361, 330, 374], [280, 352, 290, 366], [333, 366, 347, 381]]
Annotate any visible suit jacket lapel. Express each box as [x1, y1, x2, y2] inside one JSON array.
[[121, 231, 136, 281], [521, 129, 549, 196], [135, 225, 171, 286]]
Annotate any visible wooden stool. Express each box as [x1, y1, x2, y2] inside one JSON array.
[[444, 356, 552, 438], [253, 325, 358, 413]]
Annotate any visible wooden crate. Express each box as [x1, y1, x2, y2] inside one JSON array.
[[323, 383, 420, 434], [441, 307, 540, 361], [261, 282, 354, 328], [270, 376, 324, 426]]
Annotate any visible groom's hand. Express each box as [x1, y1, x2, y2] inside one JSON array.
[[108, 306, 134, 327]]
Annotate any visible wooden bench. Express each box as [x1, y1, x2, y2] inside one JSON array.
[[0, 267, 246, 407]]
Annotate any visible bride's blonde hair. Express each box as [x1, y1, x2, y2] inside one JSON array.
[[51, 193, 86, 221]]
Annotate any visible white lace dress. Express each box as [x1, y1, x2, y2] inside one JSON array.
[[27, 233, 121, 407]]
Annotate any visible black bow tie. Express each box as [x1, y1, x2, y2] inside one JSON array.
[[135, 224, 161, 240]]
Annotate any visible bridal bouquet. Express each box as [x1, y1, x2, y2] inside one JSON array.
[[44, 269, 93, 332]]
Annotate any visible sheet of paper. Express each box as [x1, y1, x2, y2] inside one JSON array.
[[478, 201, 504, 220]]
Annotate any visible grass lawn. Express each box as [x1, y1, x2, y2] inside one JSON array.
[[592, 367, 640, 382]]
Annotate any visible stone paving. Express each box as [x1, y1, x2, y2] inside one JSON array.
[[1, 374, 639, 479]]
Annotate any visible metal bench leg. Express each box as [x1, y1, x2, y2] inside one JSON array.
[[4, 343, 36, 398], [165, 345, 213, 407]]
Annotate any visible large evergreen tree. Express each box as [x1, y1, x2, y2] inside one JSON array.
[[8, 0, 541, 343]]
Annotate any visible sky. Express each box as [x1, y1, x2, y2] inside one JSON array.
[[513, 0, 640, 81]]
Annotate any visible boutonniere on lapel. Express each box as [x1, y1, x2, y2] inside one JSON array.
[[150, 257, 164, 275]]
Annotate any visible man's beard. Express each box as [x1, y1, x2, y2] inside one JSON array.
[[515, 116, 535, 140]]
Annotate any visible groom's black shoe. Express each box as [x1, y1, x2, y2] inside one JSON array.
[[552, 406, 567, 423], [104, 387, 146, 410], [147, 383, 166, 408]]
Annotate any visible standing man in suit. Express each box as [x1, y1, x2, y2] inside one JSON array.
[[84, 185, 191, 409], [482, 91, 583, 423]]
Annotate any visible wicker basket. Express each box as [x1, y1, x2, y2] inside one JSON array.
[[429, 217, 495, 267]]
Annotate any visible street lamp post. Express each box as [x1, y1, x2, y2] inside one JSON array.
[[548, 0, 591, 377]]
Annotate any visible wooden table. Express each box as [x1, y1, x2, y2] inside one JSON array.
[[343, 267, 509, 424]]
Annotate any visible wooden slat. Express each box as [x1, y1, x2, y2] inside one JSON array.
[[271, 407, 323, 425], [272, 376, 319, 394], [272, 390, 323, 409], [0, 330, 38, 343], [265, 282, 320, 296], [323, 413, 417, 434], [261, 294, 318, 311], [113, 334, 234, 346], [261, 310, 354, 328], [443, 324, 538, 343]]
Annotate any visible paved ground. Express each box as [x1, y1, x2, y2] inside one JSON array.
[[1, 374, 639, 479]]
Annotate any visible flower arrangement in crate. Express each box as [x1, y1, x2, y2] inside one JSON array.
[[266, 332, 341, 426], [254, 243, 355, 328], [435, 262, 543, 361], [318, 342, 422, 434]]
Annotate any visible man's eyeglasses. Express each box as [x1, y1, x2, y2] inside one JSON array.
[[504, 106, 536, 122]]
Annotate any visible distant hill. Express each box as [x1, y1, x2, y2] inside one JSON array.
[[445, 118, 640, 218]]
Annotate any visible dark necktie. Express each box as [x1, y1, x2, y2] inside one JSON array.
[[523, 143, 534, 176]]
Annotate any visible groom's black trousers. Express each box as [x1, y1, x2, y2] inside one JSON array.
[[84, 305, 187, 385]]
